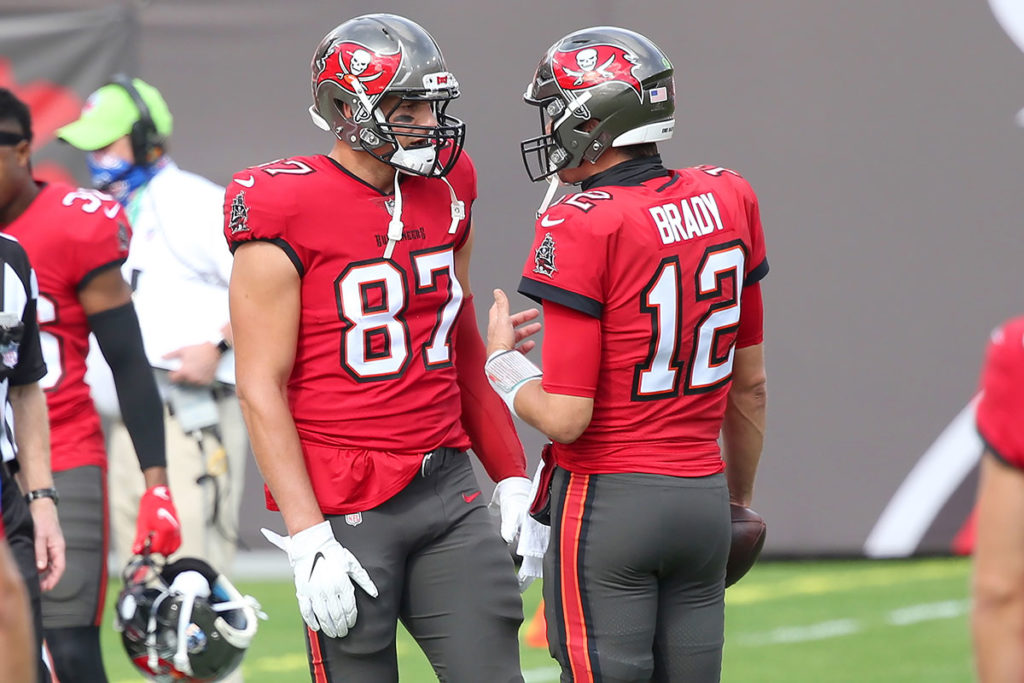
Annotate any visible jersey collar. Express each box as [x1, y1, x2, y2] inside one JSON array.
[[580, 154, 669, 191]]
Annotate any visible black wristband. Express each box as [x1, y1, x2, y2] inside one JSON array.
[[215, 338, 231, 355], [26, 487, 59, 506]]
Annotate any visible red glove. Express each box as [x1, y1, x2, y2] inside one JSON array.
[[132, 485, 182, 556]]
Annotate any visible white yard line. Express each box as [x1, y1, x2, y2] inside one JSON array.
[[736, 619, 862, 646], [734, 599, 968, 647], [886, 599, 968, 626]]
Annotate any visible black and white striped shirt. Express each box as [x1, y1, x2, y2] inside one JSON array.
[[0, 232, 46, 463]]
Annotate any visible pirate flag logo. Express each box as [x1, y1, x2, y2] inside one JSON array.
[[533, 232, 558, 277], [228, 192, 250, 234], [551, 44, 642, 118], [314, 41, 404, 122]]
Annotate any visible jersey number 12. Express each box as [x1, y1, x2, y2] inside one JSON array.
[[633, 242, 746, 399]]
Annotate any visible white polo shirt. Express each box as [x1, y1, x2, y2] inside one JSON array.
[[124, 160, 234, 382]]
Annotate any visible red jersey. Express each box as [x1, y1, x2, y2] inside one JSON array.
[[519, 163, 768, 477], [976, 316, 1024, 469], [225, 153, 476, 512], [4, 182, 130, 472]]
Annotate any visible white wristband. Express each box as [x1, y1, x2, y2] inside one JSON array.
[[485, 350, 542, 419]]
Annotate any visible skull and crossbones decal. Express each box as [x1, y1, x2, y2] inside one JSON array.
[[561, 48, 617, 85]]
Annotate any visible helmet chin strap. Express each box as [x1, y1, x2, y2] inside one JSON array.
[[536, 176, 560, 218], [382, 167, 465, 260]]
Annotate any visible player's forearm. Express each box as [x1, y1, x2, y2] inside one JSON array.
[[455, 297, 527, 481], [9, 382, 53, 492], [515, 381, 593, 445], [721, 378, 766, 507], [973, 592, 1024, 682], [237, 380, 323, 535]]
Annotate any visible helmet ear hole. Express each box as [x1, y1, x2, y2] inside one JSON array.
[[334, 98, 354, 120]]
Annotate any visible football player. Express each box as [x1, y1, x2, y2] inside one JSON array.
[[226, 14, 531, 682], [0, 114, 60, 681], [971, 316, 1024, 682], [486, 27, 769, 681], [0, 88, 180, 683]]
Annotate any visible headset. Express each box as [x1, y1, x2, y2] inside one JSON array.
[[109, 74, 162, 166]]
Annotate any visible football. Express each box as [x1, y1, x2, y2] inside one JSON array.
[[726, 503, 767, 587]]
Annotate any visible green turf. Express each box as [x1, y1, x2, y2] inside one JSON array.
[[100, 557, 973, 682]]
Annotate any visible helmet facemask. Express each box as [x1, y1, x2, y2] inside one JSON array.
[[520, 90, 596, 182], [362, 93, 466, 177]]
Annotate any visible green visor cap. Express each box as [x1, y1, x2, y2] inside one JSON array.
[[56, 78, 173, 151]]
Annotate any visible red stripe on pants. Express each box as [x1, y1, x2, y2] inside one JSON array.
[[308, 627, 329, 683], [558, 472, 594, 682]]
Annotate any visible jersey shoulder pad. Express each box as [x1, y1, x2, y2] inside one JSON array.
[[223, 161, 305, 246], [690, 164, 756, 203], [228, 155, 321, 192], [52, 184, 131, 251], [541, 187, 623, 235]]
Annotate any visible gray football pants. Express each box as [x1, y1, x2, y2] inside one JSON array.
[[306, 451, 524, 683], [544, 468, 730, 682]]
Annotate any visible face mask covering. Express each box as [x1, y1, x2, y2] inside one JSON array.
[[86, 152, 154, 206]]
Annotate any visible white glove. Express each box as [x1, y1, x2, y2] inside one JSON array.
[[489, 476, 532, 544], [262, 522, 378, 638]]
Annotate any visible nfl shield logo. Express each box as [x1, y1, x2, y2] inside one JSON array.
[[345, 513, 363, 527]]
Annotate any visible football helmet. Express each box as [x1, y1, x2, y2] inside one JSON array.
[[521, 26, 675, 182], [309, 13, 465, 177], [115, 554, 264, 682]]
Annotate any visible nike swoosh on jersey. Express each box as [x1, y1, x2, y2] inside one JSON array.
[[103, 204, 120, 219], [462, 491, 482, 503], [234, 176, 255, 188], [540, 215, 565, 227]]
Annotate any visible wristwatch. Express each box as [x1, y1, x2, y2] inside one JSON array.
[[25, 487, 59, 506], [215, 338, 231, 355]]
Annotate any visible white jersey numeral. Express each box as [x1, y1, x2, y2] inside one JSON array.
[[335, 249, 463, 381], [689, 245, 745, 390], [633, 242, 746, 399], [413, 249, 463, 367], [60, 189, 115, 214], [635, 259, 683, 397], [36, 294, 62, 390], [260, 159, 315, 176], [336, 261, 409, 379]]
